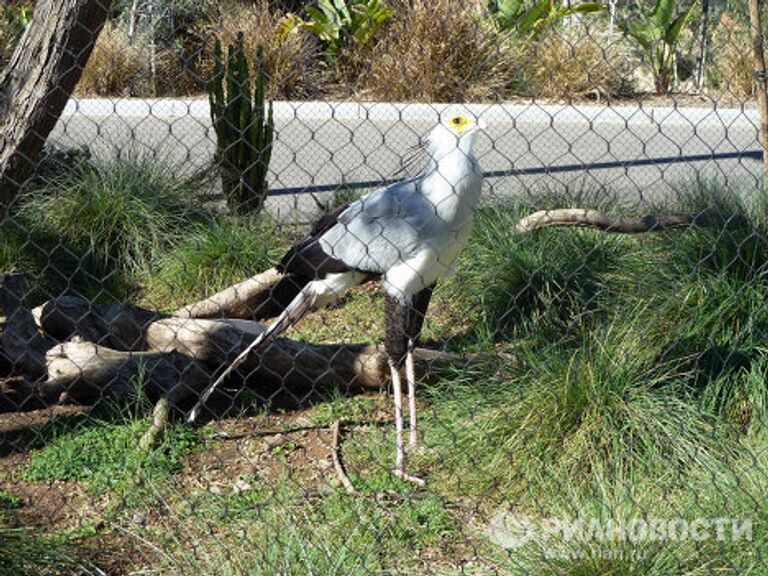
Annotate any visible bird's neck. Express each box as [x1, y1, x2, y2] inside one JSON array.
[[423, 148, 481, 200]]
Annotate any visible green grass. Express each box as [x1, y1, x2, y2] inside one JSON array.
[[0, 490, 20, 511], [0, 527, 88, 576], [3, 152, 210, 302], [21, 408, 200, 504], [141, 215, 290, 310], [20, 153, 209, 272], [139, 475, 457, 575], [7, 176, 768, 574], [484, 441, 768, 575], [444, 195, 634, 349]]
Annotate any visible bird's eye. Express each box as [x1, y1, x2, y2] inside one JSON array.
[[452, 117, 463, 125]]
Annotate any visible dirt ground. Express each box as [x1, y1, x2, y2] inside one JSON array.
[[0, 394, 400, 574]]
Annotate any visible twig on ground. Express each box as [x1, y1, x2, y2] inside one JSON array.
[[331, 419, 359, 496]]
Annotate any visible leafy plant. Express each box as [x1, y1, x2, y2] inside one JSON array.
[[209, 33, 274, 214], [2, 0, 33, 36], [0, 0, 33, 64], [619, 0, 699, 94], [282, 0, 394, 64], [487, 0, 605, 39]]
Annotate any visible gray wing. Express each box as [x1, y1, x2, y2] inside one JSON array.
[[319, 179, 445, 273]]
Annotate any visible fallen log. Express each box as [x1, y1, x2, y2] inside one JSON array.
[[146, 316, 458, 392], [1, 276, 472, 420], [1, 274, 54, 376], [1, 295, 465, 414], [33, 296, 165, 350], [175, 267, 287, 320], [46, 341, 210, 405], [0, 376, 48, 412]]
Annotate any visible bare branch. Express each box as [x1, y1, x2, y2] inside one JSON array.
[[331, 420, 358, 496], [516, 209, 700, 234], [175, 268, 285, 320]]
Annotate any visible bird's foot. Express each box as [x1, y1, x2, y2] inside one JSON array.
[[393, 469, 426, 487], [187, 406, 202, 425]]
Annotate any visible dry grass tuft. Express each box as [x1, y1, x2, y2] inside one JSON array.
[[523, 24, 632, 100], [201, 0, 320, 99], [76, 21, 153, 97], [710, 11, 753, 98], [350, 0, 516, 103]]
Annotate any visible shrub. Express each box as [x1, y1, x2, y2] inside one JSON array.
[[709, 11, 753, 98], [523, 23, 633, 99], [76, 20, 152, 97], [201, 0, 320, 99], [284, 0, 394, 67], [618, 0, 698, 95], [353, 0, 517, 102]]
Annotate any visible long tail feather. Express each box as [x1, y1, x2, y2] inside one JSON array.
[[187, 285, 319, 423]]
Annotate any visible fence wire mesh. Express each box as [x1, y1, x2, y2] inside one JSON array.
[[1, 0, 767, 574]]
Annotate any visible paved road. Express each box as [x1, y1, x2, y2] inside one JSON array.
[[49, 99, 764, 222]]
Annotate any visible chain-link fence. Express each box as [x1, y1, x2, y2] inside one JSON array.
[[1, 0, 767, 574]]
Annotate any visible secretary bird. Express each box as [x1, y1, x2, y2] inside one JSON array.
[[189, 113, 484, 484]]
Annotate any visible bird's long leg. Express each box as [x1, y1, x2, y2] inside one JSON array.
[[404, 285, 435, 452], [390, 359, 406, 475], [385, 293, 425, 486], [405, 340, 418, 450]]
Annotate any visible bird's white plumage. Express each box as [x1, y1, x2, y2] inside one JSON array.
[[319, 116, 483, 303]]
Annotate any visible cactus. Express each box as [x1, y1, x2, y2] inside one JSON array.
[[209, 33, 274, 214]]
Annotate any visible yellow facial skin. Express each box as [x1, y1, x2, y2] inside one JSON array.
[[446, 114, 476, 135]]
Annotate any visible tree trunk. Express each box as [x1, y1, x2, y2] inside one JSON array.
[[749, 0, 768, 179], [0, 0, 111, 217]]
